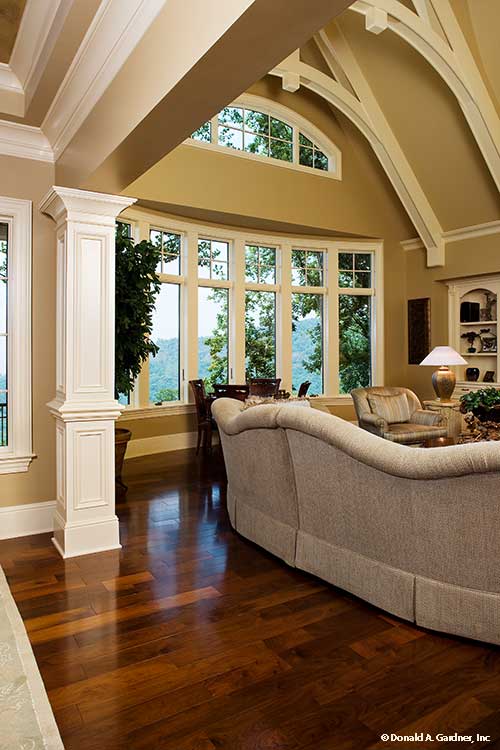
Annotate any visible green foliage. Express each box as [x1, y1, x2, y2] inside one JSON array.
[[460, 387, 500, 413], [339, 295, 371, 393], [115, 225, 161, 398], [245, 291, 276, 379]]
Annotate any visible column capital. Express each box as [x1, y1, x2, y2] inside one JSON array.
[[39, 185, 136, 227]]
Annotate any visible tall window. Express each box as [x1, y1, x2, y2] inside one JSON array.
[[338, 252, 373, 394], [245, 245, 277, 378], [189, 98, 339, 177], [149, 230, 182, 402], [0, 223, 7, 446], [291, 249, 324, 395], [0, 197, 32, 473], [198, 239, 230, 389]]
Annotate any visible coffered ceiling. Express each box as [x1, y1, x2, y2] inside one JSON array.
[[0, 0, 26, 64]]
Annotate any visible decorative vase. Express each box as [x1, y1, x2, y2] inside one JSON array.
[[115, 427, 131, 500], [467, 346, 476, 353], [466, 367, 480, 382]]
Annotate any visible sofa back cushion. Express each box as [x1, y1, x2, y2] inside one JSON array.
[[367, 393, 412, 424]]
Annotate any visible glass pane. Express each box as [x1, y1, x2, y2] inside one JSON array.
[[307, 251, 323, 269], [260, 265, 276, 284], [355, 271, 371, 289], [0, 388, 6, 447], [338, 252, 353, 270], [244, 132, 269, 156], [299, 133, 313, 147], [355, 253, 372, 271], [292, 249, 306, 268], [116, 221, 132, 239], [198, 287, 229, 390], [162, 232, 181, 275], [0, 223, 6, 278], [219, 107, 243, 127], [244, 109, 269, 135], [198, 239, 212, 278], [338, 271, 353, 288], [299, 146, 313, 167], [212, 260, 228, 280], [307, 268, 323, 287], [150, 229, 163, 272], [149, 284, 180, 403], [339, 295, 371, 394], [292, 294, 323, 396], [117, 392, 130, 406], [0, 336, 6, 393], [270, 139, 292, 162], [259, 247, 276, 267], [314, 149, 328, 171], [271, 118, 292, 141], [191, 122, 211, 142], [0, 279, 6, 334], [245, 291, 276, 379], [212, 241, 228, 263], [245, 245, 259, 282], [218, 126, 243, 149]]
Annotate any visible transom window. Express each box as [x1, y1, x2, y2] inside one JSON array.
[[339, 252, 372, 289], [188, 97, 340, 178], [291, 249, 324, 287], [245, 245, 276, 284], [198, 238, 229, 280], [151, 229, 181, 275]]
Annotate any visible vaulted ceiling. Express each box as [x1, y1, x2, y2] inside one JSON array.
[[0, 0, 498, 268]]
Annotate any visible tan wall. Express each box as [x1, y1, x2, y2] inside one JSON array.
[[0, 155, 56, 507], [403, 233, 500, 402]]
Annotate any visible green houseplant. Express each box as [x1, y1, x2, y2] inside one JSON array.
[[114, 225, 162, 496], [459, 387, 500, 422]]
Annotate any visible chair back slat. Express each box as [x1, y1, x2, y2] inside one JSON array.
[[213, 383, 249, 401], [190, 379, 208, 421], [297, 381, 311, 397]]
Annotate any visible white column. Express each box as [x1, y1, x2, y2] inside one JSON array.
[[40, 186, 136, 559]]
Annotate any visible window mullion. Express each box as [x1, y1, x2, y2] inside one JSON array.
[[326, 249, 339, 397], [185, 230, 199, 398], [232, 238, 246, 383], [279, 243, 292, 392]]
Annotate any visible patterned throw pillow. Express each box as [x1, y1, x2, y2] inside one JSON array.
[[367, 393, 412, 424]]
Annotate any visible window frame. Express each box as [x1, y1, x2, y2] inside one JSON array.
[[186, 94, 342, 181], [0, 197, 32, 474], [117, 209, 382, 414]]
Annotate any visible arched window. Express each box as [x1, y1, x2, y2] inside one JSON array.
[[187, 95, 341, 179]]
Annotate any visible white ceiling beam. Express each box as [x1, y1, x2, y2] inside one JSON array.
[[350, 0, 500, 196], [312, 28, 444, 266]]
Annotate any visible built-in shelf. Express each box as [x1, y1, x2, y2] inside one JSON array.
[[461, 352, 498, 357], [460, 320, 497, 326]]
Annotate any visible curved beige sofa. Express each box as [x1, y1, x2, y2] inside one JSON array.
[[212, 397, 500, 646]]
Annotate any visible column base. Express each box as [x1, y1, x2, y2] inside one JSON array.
[[52, 513, 121, 559]]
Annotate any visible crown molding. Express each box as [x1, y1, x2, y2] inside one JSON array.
[[0, 119, 53, 162], [401, 220, 500, 251], [42, 0, 167, 160]]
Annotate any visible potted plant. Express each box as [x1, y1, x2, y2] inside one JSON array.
[[460, 330, 479, 353], [460, 387, 500, 422], [115, 225, 162, 497]]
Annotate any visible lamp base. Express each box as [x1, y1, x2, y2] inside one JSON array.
[[431, 366, 456, 403]]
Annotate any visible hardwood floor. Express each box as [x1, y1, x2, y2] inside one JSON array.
[[2, 448, 500, 749]]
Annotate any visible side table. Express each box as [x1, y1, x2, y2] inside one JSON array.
[[422, 399, 463, 438]]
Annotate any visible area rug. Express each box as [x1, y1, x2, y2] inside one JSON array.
[[0, 567, 64, 749]]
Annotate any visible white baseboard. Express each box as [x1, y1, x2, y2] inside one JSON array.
[[125, 430, 199, 459], [0, 500, 56, 540]]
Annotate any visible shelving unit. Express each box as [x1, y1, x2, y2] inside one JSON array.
[[446, 275, 500, 398]]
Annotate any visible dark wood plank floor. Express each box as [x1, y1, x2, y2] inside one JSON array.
[[2, 449, 500, 749]]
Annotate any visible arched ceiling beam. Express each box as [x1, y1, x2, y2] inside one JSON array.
[[271, 56, 445, 266], [349, 0, 500, 195]]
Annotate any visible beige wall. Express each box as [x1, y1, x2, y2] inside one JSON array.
[[0, 155, 56, 508], [403, 233, 500, 402]]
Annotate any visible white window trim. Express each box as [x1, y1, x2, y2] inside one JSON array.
[[119, 207, 383, 413], [185, 93, 342, 181], [0, 197, 33, 474]]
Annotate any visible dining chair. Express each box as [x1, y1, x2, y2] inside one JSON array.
[[189, 379, 216, 454], [212, 383, 249, 401], [297, 380, 311, 397], [248, 378, 281, 397]]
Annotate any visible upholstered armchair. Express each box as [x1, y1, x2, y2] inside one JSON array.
[[351, 386, 447, 444]]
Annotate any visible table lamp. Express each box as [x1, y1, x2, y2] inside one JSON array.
[[419, 346, 467, 403]]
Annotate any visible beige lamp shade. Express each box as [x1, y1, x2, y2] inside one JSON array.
[[419, 346, 467, 403], [419, 346, 467, 366]]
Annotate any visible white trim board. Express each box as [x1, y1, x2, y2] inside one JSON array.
[[0, 119, 54, 162], [401, 220, 500, 251], [0, 500, 55, 540]]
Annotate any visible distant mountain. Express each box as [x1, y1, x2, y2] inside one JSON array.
[[149, 318, 323, 401]]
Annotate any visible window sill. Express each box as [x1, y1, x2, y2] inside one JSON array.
[[310, 395, 353, 406], [0, 454, 35, 474], [118, 403, 196, 421]]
